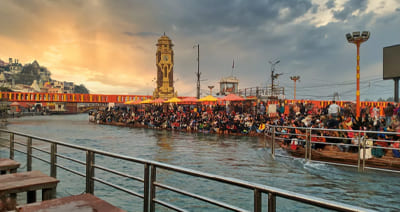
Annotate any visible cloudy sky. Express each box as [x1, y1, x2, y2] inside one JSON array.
[[0, 0, 399, 100]]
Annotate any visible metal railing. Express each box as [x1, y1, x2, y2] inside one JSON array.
[[238, 87, 285, 99], [0, 129, 371, 212], [265, 125, 400, 173]]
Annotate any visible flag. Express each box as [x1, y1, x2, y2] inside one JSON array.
[[232, 59, 234, 69]]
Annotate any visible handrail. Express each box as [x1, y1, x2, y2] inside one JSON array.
[[265, 124, 400, 173], [0, 129, 372, 211]]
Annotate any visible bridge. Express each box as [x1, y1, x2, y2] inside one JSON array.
[[0, 91, 152, 104], [0, 91, 391, 117]]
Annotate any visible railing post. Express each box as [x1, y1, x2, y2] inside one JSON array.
[[150, 165, 156, 212], [306, 129, 308, 161], [143, 164, 150, 212], [308, 129, 312, 160], [254, 189, 261, 212], [271, 127, 275, 158], [362, 137, 366, 172], [268, 192, 276, 212], [50, 143, 57, 178], [357, 136, 361, 172], [85, 150, 95, 194], [27, 137, 32, 171], [50, 143, 57, 198], [9, 133, 14, 159]]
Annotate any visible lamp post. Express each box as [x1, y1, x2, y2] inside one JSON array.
[[346, 31, 370, 118], [269, 59, 280, 98], [290, 76, 300, 100], [208, 85, 214, 95]]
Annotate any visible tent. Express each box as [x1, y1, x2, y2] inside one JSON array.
[[165, 97, 181, 103], [179, 97, 198, 104], [140, 99, 152, 104], [220, 94, 245, 101], [124, 99, 141, 105], [151, 98, 165, 104], [198, 95, 218, 102]]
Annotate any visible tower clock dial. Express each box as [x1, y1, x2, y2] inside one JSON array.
[[163, 55, 169, 61]]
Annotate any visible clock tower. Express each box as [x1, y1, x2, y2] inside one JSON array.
[[153, 33, 177, 99]]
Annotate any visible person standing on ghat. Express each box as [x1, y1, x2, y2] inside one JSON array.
[[328, 101, 340, 118]]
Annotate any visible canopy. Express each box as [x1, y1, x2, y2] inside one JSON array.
[[10, 102, 20, 106], [151, 98, 165, 104], [140, 99, 153, 104], [165, 97, 181, 103], [180, 97, 198, 103], [124, 99, 141, 105], [221, 94, 245, 101], [198, 95, 218, 102]]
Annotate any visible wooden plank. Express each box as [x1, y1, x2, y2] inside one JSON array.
[[0, 170, 59, 196], [0, 158, 20, 172], [17, 193, 126, 212]]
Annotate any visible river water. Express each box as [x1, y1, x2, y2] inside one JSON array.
[[1, 114, 398, 211]]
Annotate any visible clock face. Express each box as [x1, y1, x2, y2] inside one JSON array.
[[163, 55, 169, 61]]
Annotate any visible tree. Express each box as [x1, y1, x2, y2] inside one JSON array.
[[74, 84, 89, 94], [386, 97, 394, 102], [0, 87, 13, 92]]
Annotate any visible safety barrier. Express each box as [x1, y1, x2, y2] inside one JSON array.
[[265, 125, 400, 173], [0, 129, 371, 211]]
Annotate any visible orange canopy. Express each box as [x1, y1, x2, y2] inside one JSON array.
[[180, 97, 198, 103], [220, 94, 245, 101], [151, 98, 165, 104]]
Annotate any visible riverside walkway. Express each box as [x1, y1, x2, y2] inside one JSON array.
[[0, 129, 372, 211]]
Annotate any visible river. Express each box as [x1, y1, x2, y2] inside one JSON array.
[[1, 114, 398, 211]]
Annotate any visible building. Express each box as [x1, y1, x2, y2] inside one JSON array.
[[63, 81, 74, 93], [219, 76, 239, 95], [8, 58, 23, 74], [153, 33, 177, 99]]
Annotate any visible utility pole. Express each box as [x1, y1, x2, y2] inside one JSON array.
[[194, 44, 201, 99], [290, 76, 300, 99], [269, 60, 280, 98]]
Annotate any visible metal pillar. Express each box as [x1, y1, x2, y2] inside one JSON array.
[[27, 137, 32, 171], [271, 127, 275, 158], [85, 151, 95, 194], [195, 44, 201, 99], [395, 78, 399, 103], [144, 164, 150, 212], [9, 133, 14, 160], [356, 42, 361, 118]]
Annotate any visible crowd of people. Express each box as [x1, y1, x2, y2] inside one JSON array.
[[89, 100, 400, 157]]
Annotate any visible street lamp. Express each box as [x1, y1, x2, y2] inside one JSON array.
[[290, 76, 300, 100], [346, 31, 370, 118]]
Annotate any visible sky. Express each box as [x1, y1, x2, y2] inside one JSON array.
[[0, 0, 399, 100]]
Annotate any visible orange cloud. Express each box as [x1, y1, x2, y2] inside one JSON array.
[[0, 1, 167, 95]]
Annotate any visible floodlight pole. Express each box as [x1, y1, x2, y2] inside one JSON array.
[[346, 31, 369, 118], [356, 41, 361, 117]]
